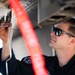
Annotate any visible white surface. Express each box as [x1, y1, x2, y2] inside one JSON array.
[[0, 72, 2, 75], [0, 39, 3, 48]]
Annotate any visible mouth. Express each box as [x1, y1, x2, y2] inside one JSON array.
[[50, 38, 56, 43]]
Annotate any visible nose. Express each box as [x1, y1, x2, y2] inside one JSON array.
[[51, 31, 55, 37]]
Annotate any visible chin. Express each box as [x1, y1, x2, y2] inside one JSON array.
[[49, 43, 56, 49], [49, 43, 54, 47]]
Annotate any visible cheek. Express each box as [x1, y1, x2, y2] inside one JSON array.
[[57, 37, 70, 47]]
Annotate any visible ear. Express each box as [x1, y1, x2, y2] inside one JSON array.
[[70, 38, 75, 45]]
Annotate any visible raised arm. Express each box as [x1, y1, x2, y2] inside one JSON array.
[[0, 22, 12, 61]]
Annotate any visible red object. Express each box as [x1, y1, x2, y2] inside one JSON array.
[[8, 0, 48, 75]]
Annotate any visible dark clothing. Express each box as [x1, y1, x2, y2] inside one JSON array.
[[0, 48, 75, 75]]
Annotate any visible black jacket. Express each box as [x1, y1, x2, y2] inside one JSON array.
[[0, 48, 75, 75]]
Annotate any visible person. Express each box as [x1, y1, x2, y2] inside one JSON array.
[[0, 18, 75, 75]]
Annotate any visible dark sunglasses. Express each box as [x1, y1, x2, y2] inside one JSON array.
[[53, 27, 75, 37]]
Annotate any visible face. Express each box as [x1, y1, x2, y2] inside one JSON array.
[[49, 22, 74, 50]]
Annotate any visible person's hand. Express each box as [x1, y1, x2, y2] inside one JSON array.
[[0, 22, 12, 61], [0, 22, 12, 43]]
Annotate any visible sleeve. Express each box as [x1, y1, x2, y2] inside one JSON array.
[[0, 48, 17, 75], [0, 48, 7, 75], [0, 48, 34, 75]]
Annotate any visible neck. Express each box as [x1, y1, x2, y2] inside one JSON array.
[[56, 48, 75, 67]]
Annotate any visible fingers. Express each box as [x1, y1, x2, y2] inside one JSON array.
[[0, 22, 12, 42], [0, 21, 12, 28], [0, 22, 12, 33]]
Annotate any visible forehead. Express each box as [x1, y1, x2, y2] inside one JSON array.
[[55, 22, 70, 29]]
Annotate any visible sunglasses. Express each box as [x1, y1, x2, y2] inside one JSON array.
[[53, 27, 75, 37]]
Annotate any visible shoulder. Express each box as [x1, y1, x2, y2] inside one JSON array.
[[21, 55, 56, 64], [21, 56, 31, 64]]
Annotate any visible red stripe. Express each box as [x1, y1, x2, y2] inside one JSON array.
[[8, 0, 48, 75]]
